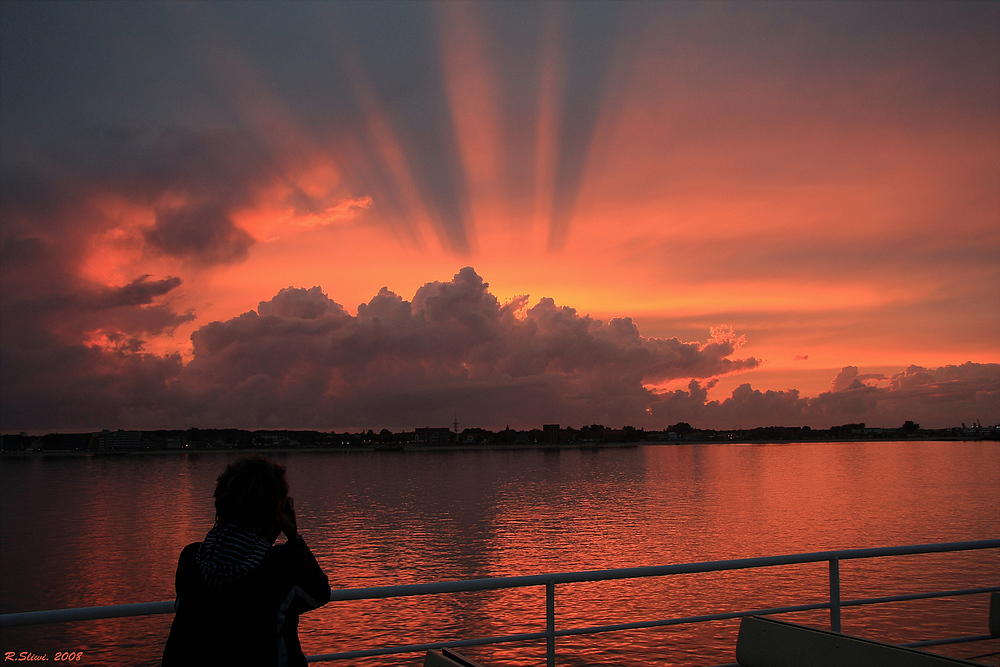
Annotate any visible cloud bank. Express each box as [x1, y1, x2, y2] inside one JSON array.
[[650, 363, 999, 431], [2, 268, 996, 433], [1, 2, 997, 434]]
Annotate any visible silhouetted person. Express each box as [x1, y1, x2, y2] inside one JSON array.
[[163, 455, 329, 667]]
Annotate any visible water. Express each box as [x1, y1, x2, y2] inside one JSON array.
[[2, 441, 998, 666]]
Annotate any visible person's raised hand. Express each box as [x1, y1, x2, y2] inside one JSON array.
[[279, 496, 298, 540]]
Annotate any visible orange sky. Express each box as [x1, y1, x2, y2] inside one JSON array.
[[1, 1, 997, 431]]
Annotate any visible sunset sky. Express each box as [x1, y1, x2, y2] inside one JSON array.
[[1, 1, 998, 433]]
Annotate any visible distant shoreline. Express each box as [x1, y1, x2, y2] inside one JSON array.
[[1, 436, 995, 458]]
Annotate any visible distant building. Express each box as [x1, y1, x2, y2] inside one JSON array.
[[97, 429, 142, 451], [414, 427, 453, 445]]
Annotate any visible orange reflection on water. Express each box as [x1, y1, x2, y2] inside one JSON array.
[[1, 443, 997, 666]]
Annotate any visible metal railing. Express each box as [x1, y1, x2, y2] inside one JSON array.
[[3, 539, 998, 666]]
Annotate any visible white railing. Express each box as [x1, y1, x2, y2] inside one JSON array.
[[3, 540, 998, 666]]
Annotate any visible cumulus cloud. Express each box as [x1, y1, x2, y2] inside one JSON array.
[[830, 365, 886, 392], [648, 363, 999, 430], [173, 268, 761, 429], [649, 380, 809, 429], [2, 267, 997, 432], [0, 267, 759, 431]]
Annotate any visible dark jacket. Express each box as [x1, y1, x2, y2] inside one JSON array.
[[162, 535, 330, 667]]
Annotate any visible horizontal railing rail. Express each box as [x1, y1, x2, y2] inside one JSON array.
[[3, 539, 998, 666]]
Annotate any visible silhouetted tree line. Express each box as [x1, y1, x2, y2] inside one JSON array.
[[1, 420, 995, 453]]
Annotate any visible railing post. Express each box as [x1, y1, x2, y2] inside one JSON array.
[[547, 578, 556, 667], [829, 557, 841, 633]]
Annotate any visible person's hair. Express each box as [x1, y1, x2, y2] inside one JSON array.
[[214, 455, 289, 530]]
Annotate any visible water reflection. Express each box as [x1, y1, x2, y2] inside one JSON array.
[[1, 442, 998, 666]]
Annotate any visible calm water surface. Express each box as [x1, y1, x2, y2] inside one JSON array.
[[1, 441, 998, 666]]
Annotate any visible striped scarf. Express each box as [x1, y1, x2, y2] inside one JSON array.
[[196, 521, 271, 587]]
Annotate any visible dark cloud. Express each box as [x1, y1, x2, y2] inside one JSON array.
[[56, 125, 281, 212], [715, 384, 812, 428], [1, 2, 997, 433], [0, 275, 192, 431], [0, 236, 46, 266], [649, 380, 810, 429], [2, 274, 193, 351], [0, 2, 1000, 253], [810, 363, 1000, 428], [4, 1, 996, 253], [0, 339, 186, 433], [829, 366, 886, 393], [0, 177, 198, 418], [3, 267, 998, 432], [145, 203, 253, 266], [649, 363, 1000, 431], [258, 286, 350, 321], [90, 275, 182, 309], [0, 125, 290, 277], [0, 1, 676, 254], [0, 127, 277, 431], [0, 268, 761, 431], [0, 164, 98, 289], [174, 267, 761, 429]]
